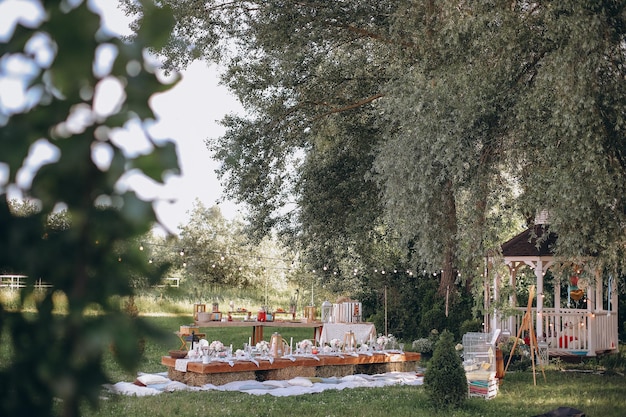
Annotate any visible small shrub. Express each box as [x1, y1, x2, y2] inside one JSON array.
[[424, 330, 467, 409], [459, 319, 482, 336], [412, 338, 433, 354]]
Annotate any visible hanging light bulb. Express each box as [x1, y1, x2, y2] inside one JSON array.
[[180, 248, 185, 256], [149, 258, 153, 264], [139, 243, 144, 251]]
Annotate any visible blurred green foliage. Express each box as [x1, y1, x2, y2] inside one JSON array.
[[0, 1, 179, 416]]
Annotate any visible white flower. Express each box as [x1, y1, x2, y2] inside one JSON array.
[[300, 339, 312, 349], [455, 343, 464, 351], [209, 340, 224, 352], [256, 340, 269, 353], [329, 338, 342, 349], [235, 349, 246, 358], [376, 335, 389, 346]]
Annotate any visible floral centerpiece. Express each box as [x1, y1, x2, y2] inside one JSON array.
[[299, 339, 313, 353], [329, 338, 342, 351], [374, 334, 390, 349], [256, 340, 270, 355], [209, 340, 225, 353]]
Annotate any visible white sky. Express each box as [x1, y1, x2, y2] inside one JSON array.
[[0, 0, 244, 235]]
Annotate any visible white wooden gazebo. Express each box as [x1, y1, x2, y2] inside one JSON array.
[[486, 223, 619, 357]]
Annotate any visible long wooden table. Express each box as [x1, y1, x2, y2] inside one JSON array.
[[162, 351, 421, 386], [194, 320, 324, 345]]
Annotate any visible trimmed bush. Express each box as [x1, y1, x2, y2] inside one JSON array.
[[423, 330, 467, 409]]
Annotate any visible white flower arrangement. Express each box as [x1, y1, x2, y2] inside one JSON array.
[[329, 338, 343, 349], [234, 349, 247, 359], [376, 335, 389, 346], [256, 340, 270, 354], [322, 345, 332, 354], [187, 346, 201, 358], [209, 340, 224, 352], [299, 339, 313, 350]]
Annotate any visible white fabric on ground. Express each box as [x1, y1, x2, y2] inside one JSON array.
[[104, 371, 423, 397]]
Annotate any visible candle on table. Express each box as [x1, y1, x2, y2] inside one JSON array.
[[290, 337, 293, 354]]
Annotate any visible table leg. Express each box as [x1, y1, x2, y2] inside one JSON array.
[[252, 325, 264, 344], [313, 326, 322, 343]]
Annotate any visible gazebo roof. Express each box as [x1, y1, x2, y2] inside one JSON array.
[[501, 225, 557, 257]]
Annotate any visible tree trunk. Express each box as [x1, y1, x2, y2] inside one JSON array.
[[439, 180, 457, 298]]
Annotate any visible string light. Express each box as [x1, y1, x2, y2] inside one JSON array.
[[133, 242, 466, 279]]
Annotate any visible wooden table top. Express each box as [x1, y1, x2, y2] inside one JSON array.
[[194, 320, 324, 328], [162, 351, 421, 374]]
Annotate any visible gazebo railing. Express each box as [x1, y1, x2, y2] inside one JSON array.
[[497, 307, 616, 356], [591, 311, 619, 352]]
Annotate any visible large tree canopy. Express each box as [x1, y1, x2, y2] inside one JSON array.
[[125, 1, 626, 293]]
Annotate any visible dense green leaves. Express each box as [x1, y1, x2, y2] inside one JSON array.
[[0, 1, 179, 416], [130, 1, 626, 300]]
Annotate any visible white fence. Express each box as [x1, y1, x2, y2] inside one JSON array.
[[0, 275, 180, 289], [0, 275, 52, 289]]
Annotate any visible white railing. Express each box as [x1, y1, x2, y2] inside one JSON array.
[[0, 275, 52, 290], [498, 307, 618, 356], [591, 311, 618, 352], [1, 275, 180, 289], [541, 309, 589, 353]]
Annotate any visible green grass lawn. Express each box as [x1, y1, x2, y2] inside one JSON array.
[[94, 316, 626, 417], [3, 314, 625, 416], [81, 370, 626, 417]]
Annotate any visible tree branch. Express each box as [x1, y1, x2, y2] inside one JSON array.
[[311, 93, 384, 121]]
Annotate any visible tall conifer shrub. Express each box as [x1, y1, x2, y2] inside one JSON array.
[[423, 330, 467, 408]]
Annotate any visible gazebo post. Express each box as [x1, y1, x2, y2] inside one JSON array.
[[508, 263, 519, 334], [554, 275, 561, 315], [534, 262, 544, 341]]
